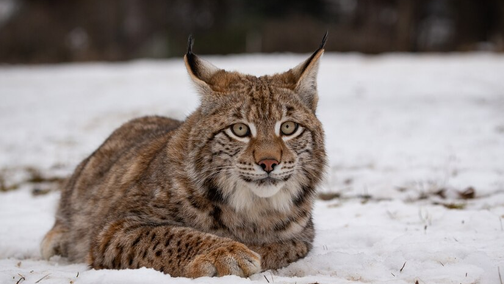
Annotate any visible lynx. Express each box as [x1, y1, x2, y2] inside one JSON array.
[[41, 34, 327, 278]]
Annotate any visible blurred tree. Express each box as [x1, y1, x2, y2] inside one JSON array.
[[0, 0, 502, 63]]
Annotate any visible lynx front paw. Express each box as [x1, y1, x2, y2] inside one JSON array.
[[186, 242, 261, 278]]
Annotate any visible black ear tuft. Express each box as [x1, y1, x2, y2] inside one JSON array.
[[186, 35, 200, 77], [319, 31, 328, 50], [187, 34, 194, 55], [184, 36, 222, 95], [280, 32, 327, 112], [297, 32, 328, 77]]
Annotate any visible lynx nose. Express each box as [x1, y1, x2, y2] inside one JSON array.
[[258, 159, 278, 173]]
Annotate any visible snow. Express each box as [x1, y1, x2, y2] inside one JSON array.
[[1, 53, 503, 284]]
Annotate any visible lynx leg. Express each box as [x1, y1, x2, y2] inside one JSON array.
[[247, 239, 311, 270], [88, 220, 261, 278], [41, 221, 68, 260], [185, 241, 261, 277]]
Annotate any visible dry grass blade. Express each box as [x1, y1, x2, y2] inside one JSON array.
[[434, 202, 466, 210], [400, 261, 407, 272], [16, 274, 25, 284], [318, 192, 340, 201], [498, 266, 503, 284], [263, 275, 270, 283], [269, 271, 275, 282], [459, 187, 475, 199], [35, 274, 50, 283], [0, 173, 19, 192]]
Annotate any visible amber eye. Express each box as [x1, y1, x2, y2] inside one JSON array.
[[231, 123, 250, 137], [280, 121, 298, 136]]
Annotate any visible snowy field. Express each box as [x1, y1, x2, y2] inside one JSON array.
[[1, 53, 503, 284]]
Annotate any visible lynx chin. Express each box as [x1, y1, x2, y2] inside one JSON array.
[[41, 33, 328, 278]]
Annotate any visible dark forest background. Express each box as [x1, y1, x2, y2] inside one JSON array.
[[0, 0, 503, 64]]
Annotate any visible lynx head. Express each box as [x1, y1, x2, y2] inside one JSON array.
[[184, 34, 327, 214]]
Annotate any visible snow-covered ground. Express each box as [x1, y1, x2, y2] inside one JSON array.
[[1, 53, 503, 284]]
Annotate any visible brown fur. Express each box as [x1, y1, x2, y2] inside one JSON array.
[[41, 38, 327, 278]]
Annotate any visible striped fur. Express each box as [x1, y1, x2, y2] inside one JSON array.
[[41, 40, 327, 278]]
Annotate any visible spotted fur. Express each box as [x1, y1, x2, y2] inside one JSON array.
[[41, 36, 327, 278]]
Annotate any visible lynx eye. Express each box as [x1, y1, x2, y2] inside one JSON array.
[[280, 121, 298, 136], [231, 123, 250, 137]]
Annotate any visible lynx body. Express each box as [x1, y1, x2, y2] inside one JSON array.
[[41, 35, 327, 278]]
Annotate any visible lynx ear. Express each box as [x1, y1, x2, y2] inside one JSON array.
[[184, 35, 222, 96], [280, 32, 327, 112]]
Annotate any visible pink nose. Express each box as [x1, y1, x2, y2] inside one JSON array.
[[258, 159, 279, 173]]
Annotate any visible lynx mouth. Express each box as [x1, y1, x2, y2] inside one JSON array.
[[237, 175, 286, 198], [255, 177, 278, 186], [240, 174, 291, 185]]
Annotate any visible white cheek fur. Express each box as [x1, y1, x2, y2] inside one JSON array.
[[274, 121, 281, 136], [249, 123, 257, 137]]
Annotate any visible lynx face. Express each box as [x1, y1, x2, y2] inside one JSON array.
[[185, 45, 326, 213], [201, 92, 319, 212]]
